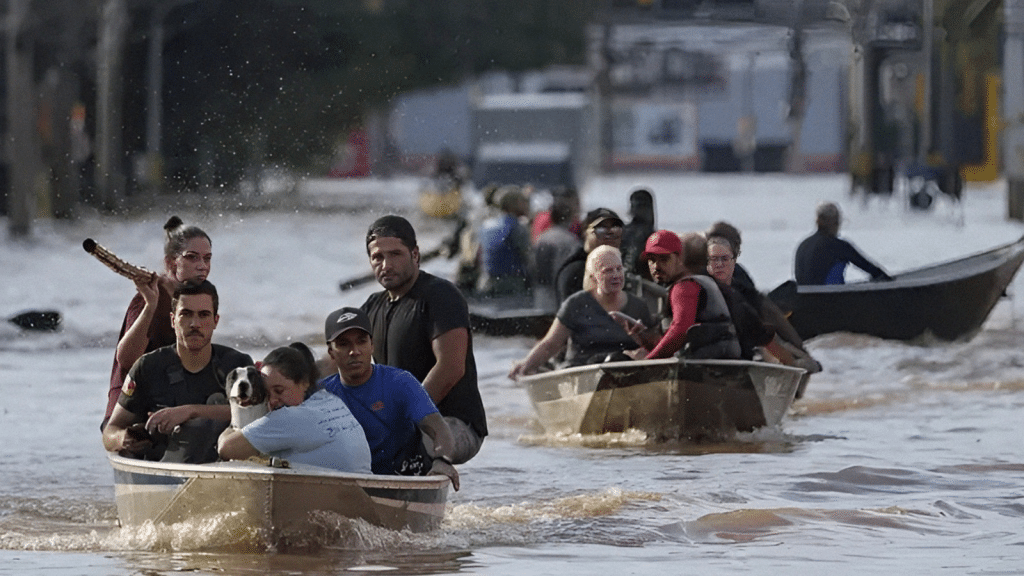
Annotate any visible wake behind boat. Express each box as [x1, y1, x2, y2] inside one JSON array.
[[519, 358, 805, 441], [768, 235, 1024, 342], [108, 453, 450, 547]]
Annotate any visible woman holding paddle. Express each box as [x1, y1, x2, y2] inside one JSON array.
[[102, 216, 212, 429], [508, 246, 659, 379]]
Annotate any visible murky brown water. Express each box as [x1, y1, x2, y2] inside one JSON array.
[[2, 175, 1023, 574]]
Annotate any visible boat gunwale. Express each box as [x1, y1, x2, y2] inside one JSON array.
[[107, 453, 450, 490], [517, 357, 807, 385]]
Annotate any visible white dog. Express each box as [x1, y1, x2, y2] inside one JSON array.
[[224, 366, 269, 430]]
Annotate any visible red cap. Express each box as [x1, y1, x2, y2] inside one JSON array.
[[641, 230, 683, 259]]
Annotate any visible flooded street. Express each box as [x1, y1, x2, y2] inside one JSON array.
[[1, 174, 1023, 574]]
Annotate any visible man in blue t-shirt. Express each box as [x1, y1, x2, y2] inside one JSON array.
[[320, 307, 459, 490]]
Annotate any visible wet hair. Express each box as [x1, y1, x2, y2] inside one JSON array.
[[163, 216, 211, 262], [366, 214, 418, 254], [583, 245, 621, 292], [262, 343, 320, 400], [680, 232, 708, 274], [706, 221, 741, 257], [172, 279, 219, 315], [815, 202, 841, 235]]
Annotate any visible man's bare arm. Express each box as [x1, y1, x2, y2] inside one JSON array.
[[423, 327, 468, 404]]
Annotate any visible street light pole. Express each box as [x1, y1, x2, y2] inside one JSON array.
[[96, 0, 128, 211], [143, 0, 196, 194], [6, 0, 37, 236]]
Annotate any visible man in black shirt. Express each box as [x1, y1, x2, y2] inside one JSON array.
[[795, 202, 891, 285], [361, 215, 487, 465], [102, 280, 253, 463]]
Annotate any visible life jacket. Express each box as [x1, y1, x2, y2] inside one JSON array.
[[679, 275, 741, 360]]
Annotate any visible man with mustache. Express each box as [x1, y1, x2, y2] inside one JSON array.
[[360, 215, 487, 465], [102, 280, 253, 463]]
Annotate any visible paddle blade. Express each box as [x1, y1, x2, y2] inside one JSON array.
[[9, 310, 62, 331]]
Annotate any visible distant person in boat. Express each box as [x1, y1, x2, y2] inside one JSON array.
[[706, 223, 822, 382], [217, 343, 372, 473], [508, 246, 659, 378], [102, 280, 253, 463], [643, 230, 741, 360], [321, 307, 459, 490], [361, 215, 487, 466], [533, 188, 582, 312], [454, 182, 500, 293], [477, 185, 533, 297], [531, 185, 582, 244], [621, 187, 656, 279], [555, 208, 624, 305], [103, 216, 212, 430], [795, 202, 892, 285], [434, 147, 466, 189]]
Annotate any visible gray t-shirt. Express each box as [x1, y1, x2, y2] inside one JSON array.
[[557, 290, 655, 367], [242, 389, 372, 473]]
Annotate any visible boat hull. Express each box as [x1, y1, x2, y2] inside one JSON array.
[[108, 454, 449, 544], [520, 358, 804, 440], [769, 235, 1024, 341]]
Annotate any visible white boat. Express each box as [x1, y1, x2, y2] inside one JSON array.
[[520, 358, 804, 440], [108, 453, 450, 544]]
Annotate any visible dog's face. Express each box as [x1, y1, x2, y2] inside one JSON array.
[[225, 366, 268, 407]]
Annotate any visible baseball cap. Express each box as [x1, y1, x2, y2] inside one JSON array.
[[366, 215, 418, 251], [583, 208, 623, 231], [641, 230, 683, 259], [325, 307, 372, 342]]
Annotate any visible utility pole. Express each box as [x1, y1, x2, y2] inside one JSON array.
[[143, 0, 197, 195], [5, 0, 36, 237], [785, 0, 807, 173], [95, 0, 128, 212], [1006, 0, 1024, 220]]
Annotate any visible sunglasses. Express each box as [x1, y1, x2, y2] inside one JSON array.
[[590, 224, 622, 237]]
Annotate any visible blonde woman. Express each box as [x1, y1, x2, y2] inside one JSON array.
[[509, 246, 658, 379]]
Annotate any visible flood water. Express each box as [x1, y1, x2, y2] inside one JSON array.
[[2, 174, 1023, 574]]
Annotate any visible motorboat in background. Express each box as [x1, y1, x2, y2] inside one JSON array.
[[768, 235, 1024, 342]]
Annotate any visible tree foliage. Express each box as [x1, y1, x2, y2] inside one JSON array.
[[153, 0, 598, 183]]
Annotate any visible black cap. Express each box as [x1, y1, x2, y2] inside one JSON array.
[[366, 215, 418, 251], [325, 307, 372, 342], [583, 208, 623, 231]]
